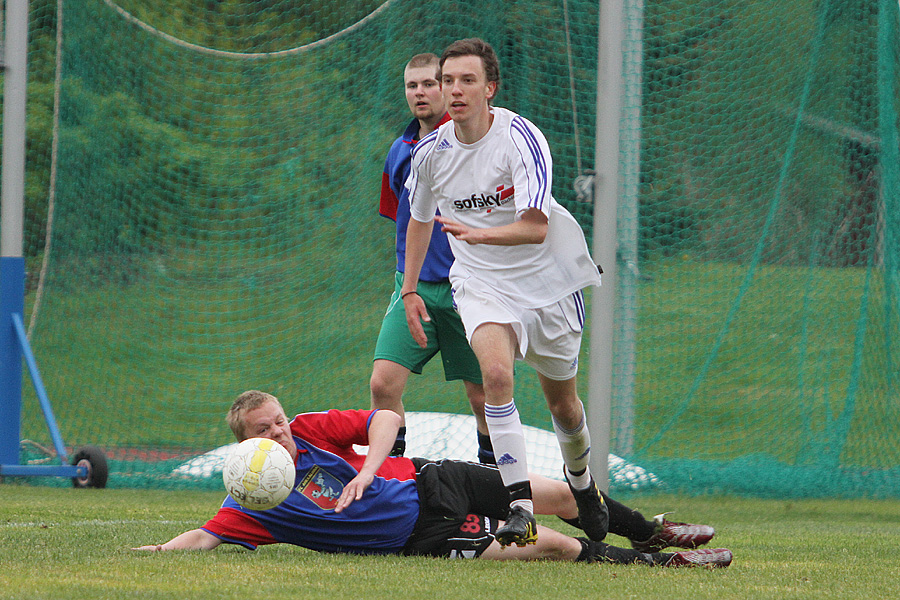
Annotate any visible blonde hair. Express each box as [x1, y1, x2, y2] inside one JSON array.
[[226, 390, 282, 441], [406, 52, 440, 72]]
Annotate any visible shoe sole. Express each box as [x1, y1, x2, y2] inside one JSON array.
[[495, 532, 537, 548], [666, 548, 732, 568], [495, 523, 538, 547]]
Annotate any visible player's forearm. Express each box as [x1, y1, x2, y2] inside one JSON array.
[[401, 217, 434, 294], [438, 207, 548, 246], [481, 207, 547, 245], [361, 409, 402, 475], [475, 220, 547, 245]]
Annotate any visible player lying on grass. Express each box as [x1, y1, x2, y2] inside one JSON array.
[[133, 391, 732, 567]]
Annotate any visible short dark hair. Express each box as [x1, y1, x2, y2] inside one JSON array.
[[440, 38, 501, 101]]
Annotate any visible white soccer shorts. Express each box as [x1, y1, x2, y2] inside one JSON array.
[[452, 276, 586, 381]]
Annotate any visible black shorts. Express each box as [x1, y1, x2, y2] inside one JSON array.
[[402, 458, 512, 558]]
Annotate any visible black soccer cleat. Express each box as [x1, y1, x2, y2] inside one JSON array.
[[565, 473, 609, 541], [495, 505, 538, 548], [558, 515, 582, 530]]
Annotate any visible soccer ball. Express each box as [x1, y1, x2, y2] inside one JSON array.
[[223, 437, 295, 510]]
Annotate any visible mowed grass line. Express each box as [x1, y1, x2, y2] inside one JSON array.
[[1, 484, 898, 600]]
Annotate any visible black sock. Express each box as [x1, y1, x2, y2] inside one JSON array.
[[576, 538, 654, 565], [477, 431, 495, 464], [390, 427, 406, 457], [601, 490, 657, 541], [563, 492, 656, 542], [575, 538, 593, 562], [650, 552, 674, 566], [507, 480, 533, 503]]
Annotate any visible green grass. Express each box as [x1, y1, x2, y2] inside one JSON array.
[[631, 259, 898, 464], [1, 484, 899, 600]]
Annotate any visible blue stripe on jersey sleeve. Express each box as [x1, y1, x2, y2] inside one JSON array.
[[407, 130, 440, 218], [410, 129, 439, 160], [511, 116, 549, 210]]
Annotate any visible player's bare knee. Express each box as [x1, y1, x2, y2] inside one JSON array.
[[369, 374, 403, 409], [479, 364, 514, 398], [545, 393, 583, 426]]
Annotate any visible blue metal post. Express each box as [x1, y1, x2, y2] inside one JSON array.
[[1, 0, 30, 470], [0, 258, 25, 466], [0, 0, 89, 482], [13, 313, 71, 462], [0, 261, 86, 478]]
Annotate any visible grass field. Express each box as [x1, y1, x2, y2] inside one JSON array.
[[1, 483, 898, 600]]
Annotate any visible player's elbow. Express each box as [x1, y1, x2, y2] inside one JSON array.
[[519, 208, 548, 244], [528, 222, 548, 244]]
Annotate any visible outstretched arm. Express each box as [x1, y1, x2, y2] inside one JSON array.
[[334, 409, 402, 513], [132, 528, 222, 552]]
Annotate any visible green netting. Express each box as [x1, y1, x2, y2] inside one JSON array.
[[5, 0, 899, 497]]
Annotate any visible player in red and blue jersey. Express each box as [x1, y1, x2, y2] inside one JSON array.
[[371, 52, 493, 464], [205, 404, 419, 554], [133, 390, 732, 567]]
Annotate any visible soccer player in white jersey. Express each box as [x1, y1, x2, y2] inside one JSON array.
[[400, 38, 607, 548]]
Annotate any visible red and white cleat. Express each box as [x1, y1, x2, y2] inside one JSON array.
[[663, 547, 733, 568], [632, 513, 716, 552]]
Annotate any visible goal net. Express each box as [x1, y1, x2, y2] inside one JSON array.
[[11, 0, 900, 497]]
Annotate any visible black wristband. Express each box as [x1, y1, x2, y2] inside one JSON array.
[[400, 290, 418, 300]]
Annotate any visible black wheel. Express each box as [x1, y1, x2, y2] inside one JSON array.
[[71, 445, 109, 488]]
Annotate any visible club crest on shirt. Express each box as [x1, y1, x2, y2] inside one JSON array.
[[297, 465, 343, 510]]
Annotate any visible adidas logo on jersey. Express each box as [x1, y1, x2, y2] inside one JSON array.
[[496, 453, 518, 466], [436, 139, 453, 151]]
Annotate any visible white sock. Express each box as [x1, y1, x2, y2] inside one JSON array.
[[553, 402, 593, 490], [485, 400, 530, 490], [565, 465, 592, 490]]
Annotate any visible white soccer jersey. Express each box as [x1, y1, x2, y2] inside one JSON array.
[[408, 106, 600, 309]]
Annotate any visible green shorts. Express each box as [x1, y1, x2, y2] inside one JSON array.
[[373, 272, 482, 383]]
